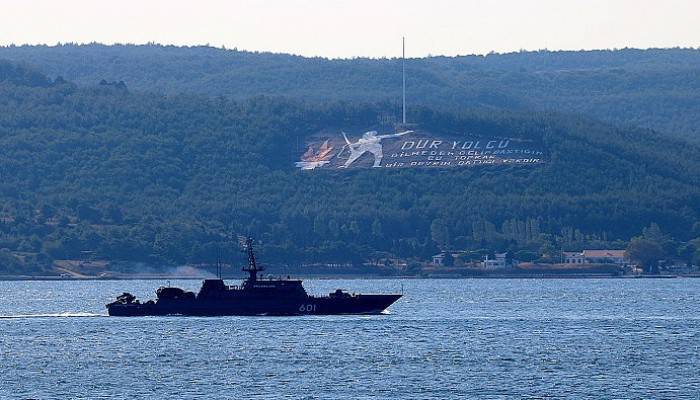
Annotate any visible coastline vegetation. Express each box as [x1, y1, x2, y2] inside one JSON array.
[[0, 55, 699, 275]]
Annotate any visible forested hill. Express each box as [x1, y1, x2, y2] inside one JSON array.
[[0, 44, 699, 141], [1, 64, 699, 273]]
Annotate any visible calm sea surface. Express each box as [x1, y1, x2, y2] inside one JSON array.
[[1, 278, 699, 399]]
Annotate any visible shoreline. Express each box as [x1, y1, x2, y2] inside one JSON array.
[[1, 274, 696, 281]]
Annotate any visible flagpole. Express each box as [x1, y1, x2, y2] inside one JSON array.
[[402, 37, 406, 125]]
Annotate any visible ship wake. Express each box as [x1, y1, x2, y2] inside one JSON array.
[[0, 312, 105, 319]]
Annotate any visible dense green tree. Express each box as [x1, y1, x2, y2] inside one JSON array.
[[430, 219, 450, 248], [371, 219, 383, 239], [626, 238, 664, 273], [442, 252, 454, 267], [677, 243, 697, 267]]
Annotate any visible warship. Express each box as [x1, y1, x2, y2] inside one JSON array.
[[106, 238, 402, 316]]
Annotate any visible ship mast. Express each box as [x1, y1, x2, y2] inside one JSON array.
[[241, 237, 263, 281]]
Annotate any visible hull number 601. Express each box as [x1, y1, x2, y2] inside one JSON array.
[[299, 304, 317, 312]]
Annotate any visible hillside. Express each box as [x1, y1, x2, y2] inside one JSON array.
[[1, 44, 699, 141], [1, 64, 699, 273]]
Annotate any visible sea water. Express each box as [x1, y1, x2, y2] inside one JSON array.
[[1, 278, 699, 399]]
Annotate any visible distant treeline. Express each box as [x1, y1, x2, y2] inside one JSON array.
[[1, 44, 699, 141], [1, 62, 699, 273]]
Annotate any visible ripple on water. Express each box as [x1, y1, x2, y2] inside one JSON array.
[[0, 278, 699, 399]]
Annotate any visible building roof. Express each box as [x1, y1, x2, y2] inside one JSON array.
[[582, 249, 625, 258]]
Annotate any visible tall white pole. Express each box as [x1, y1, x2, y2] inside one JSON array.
[[402, 36, 406, 125]]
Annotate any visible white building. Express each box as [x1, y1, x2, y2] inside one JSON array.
[[432, 253, 446, 265], [482, 253, 508, 269], [563, 251, 586, 264], [564, 250, 628, 266]]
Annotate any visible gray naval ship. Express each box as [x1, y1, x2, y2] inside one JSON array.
[[107, 238, 402, 316]]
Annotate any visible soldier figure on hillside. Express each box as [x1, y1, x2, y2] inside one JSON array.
[[339, 130, 413, 168]]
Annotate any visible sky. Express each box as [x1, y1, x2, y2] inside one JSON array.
[[2, 0, 699, 59]]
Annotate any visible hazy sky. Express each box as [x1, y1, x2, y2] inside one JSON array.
[[2, 0, 699, 58]]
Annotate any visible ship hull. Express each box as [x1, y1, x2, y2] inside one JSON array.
[[107, 294, 401, 317]]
